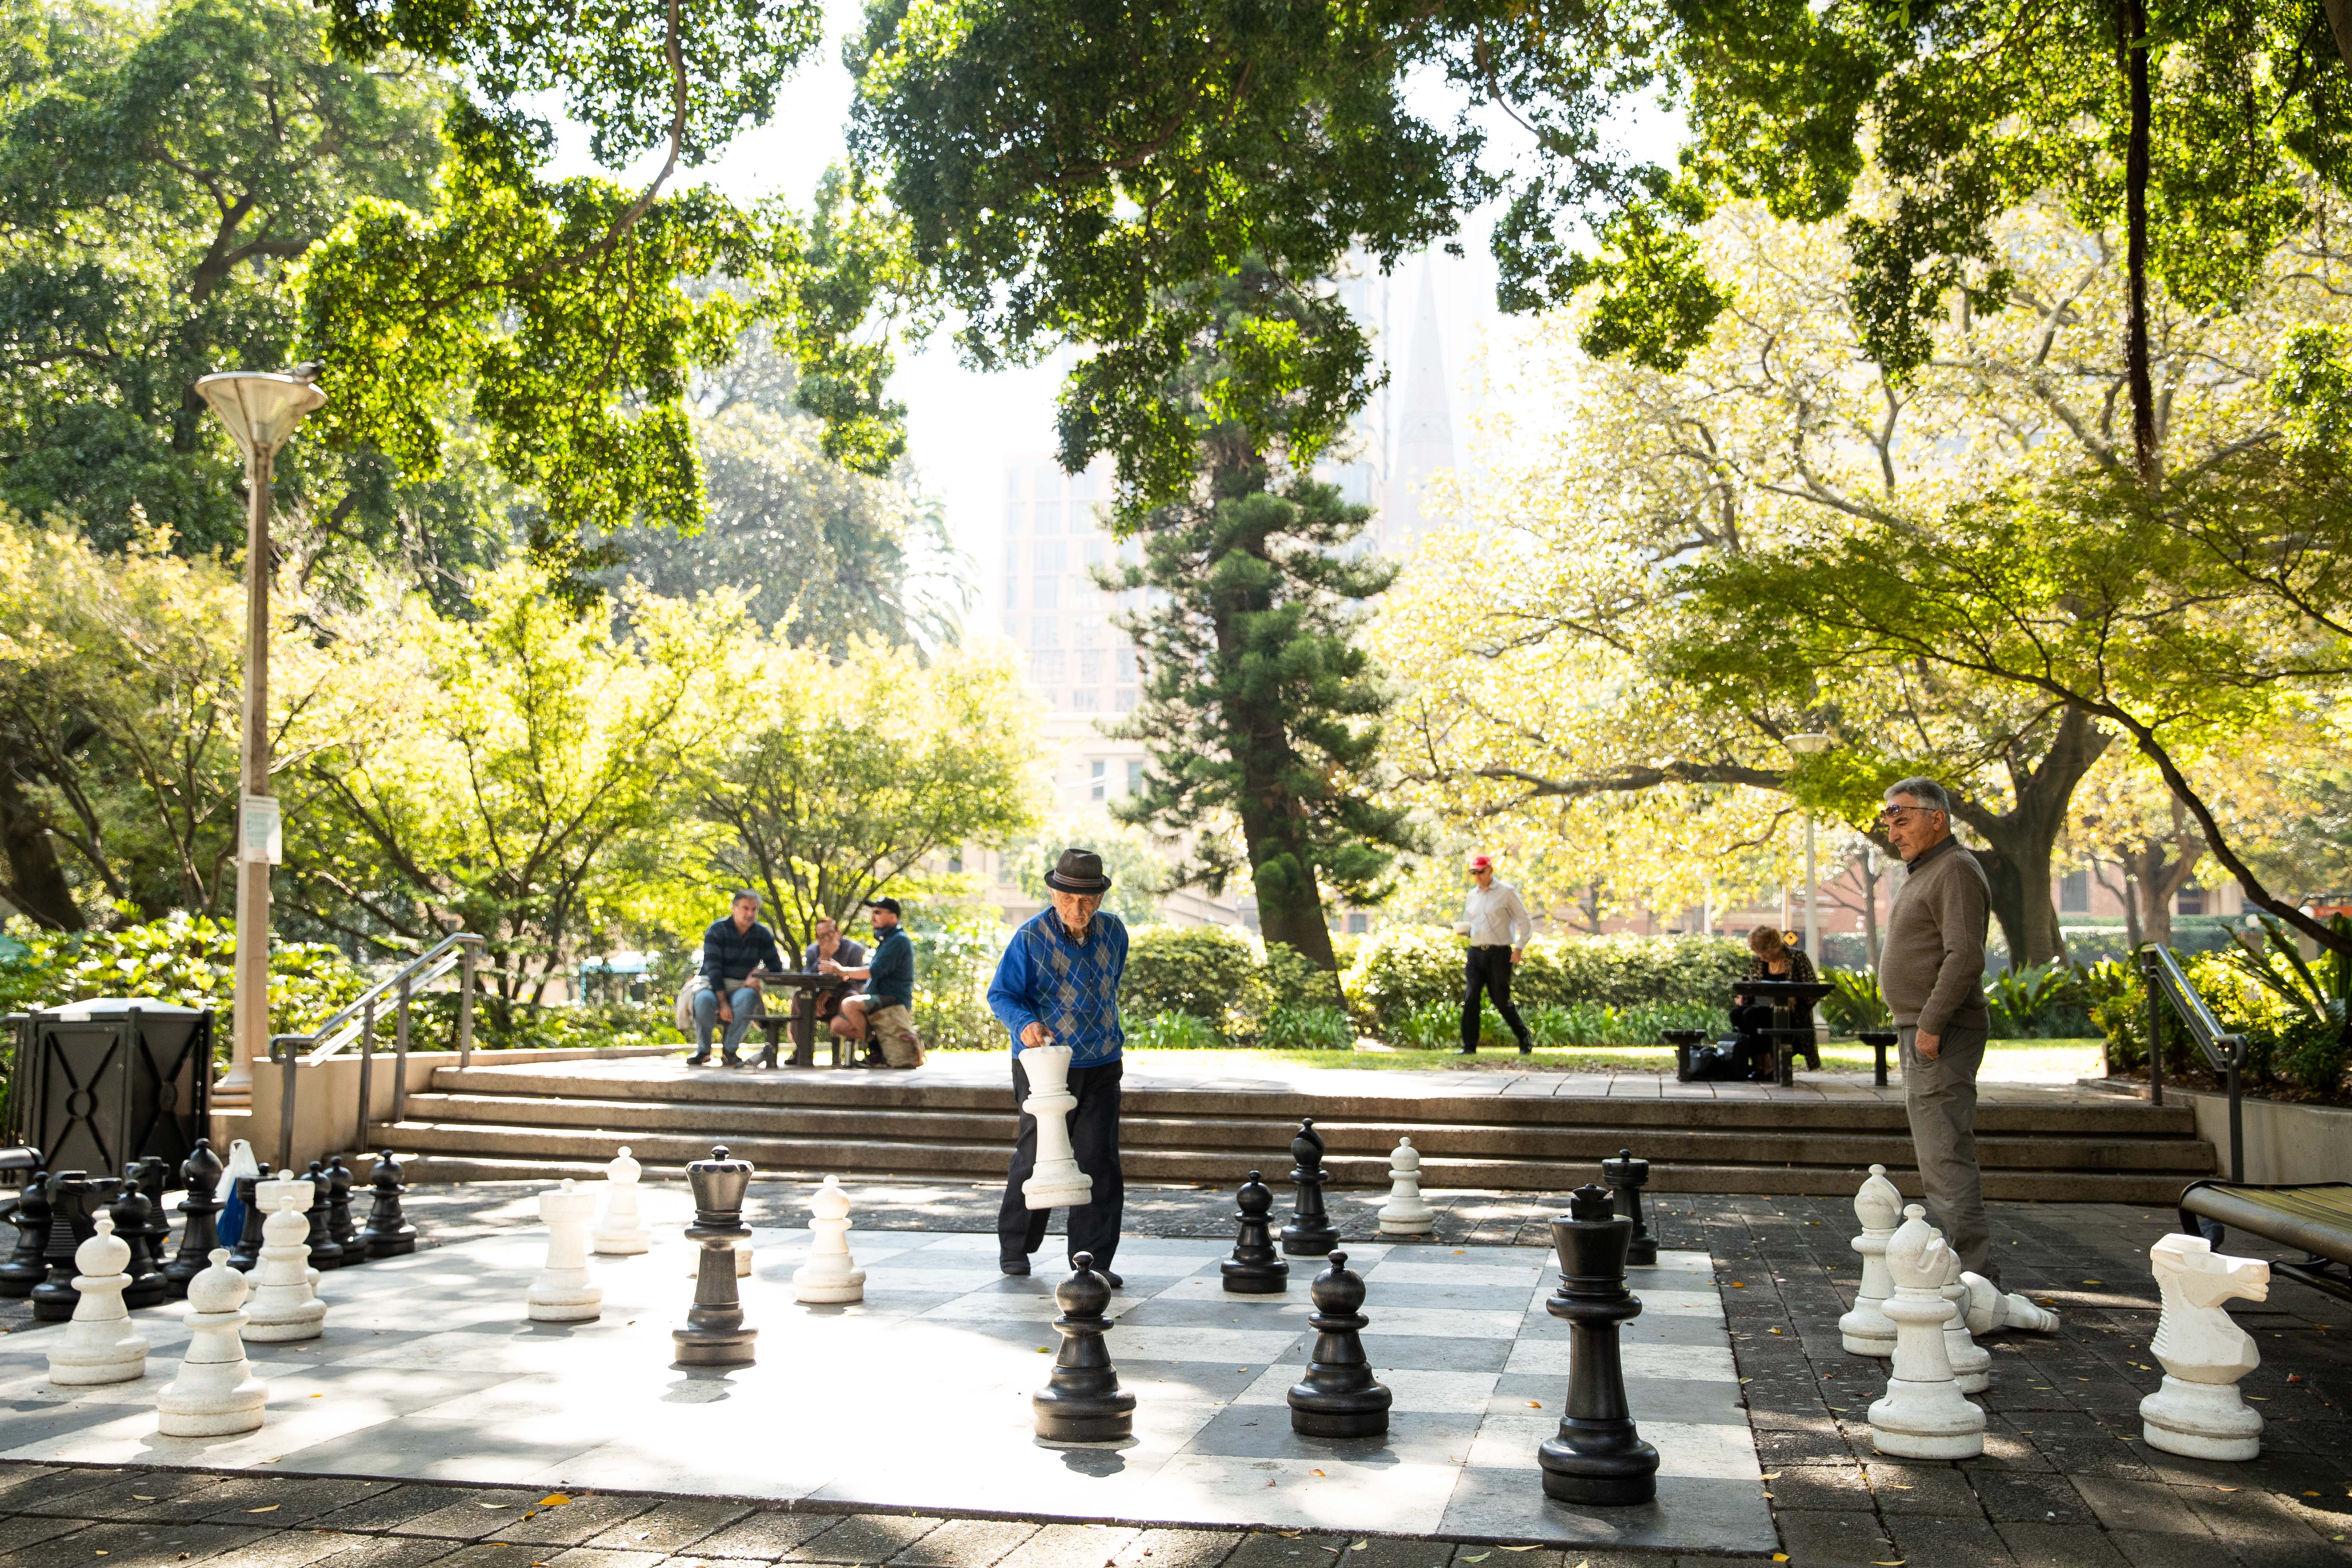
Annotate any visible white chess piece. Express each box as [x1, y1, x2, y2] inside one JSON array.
[[1375, 1137, 1436, 1235], [47, 1214, 147, 1386], [1867, 1205, 1985, 1459], [1838, 1164, 1902, 1357], [1962, 1271, 2059, 1336], [242, 1176, 326, 1343], [527, 1179, 603, 1323], [1938, 1250, 1992, 1394], [1020, 1044, 1093, 1209], [158, 1248, 267, 1436], [2140, 1234, 2269, 1460], [794, 1175, 867, 1304], [592, 1145, 652, 1256]]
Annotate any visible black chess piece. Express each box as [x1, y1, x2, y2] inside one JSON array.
[[674, 1145, 757, 1366], [134, 1155, 172, 1262], [162, 1140, 224, 1298], [1033, 1251, 1136, 1441], [111, 1167, 169, 1308], [1601, 1148, 1658, 1268], [1537, 1183, 1660, 1507], [227, 1164, 271, 1272], [302, 1160, 346, 1269], [1280, 1118, 1338, 1258], [325, 1156, 361, 1262], [1221, 1170, 1290, 1295], [361, 1151, 417, 1258], [1287, 1250, 1392, 1437], [0, 1167, 50, 1298], [32, 1172, 115, 1321]]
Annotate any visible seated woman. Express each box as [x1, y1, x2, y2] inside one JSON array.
[[1731, 926, 1821, 1080]]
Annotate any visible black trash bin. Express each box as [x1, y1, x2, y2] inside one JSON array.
[[6, 999, 212, 1184]]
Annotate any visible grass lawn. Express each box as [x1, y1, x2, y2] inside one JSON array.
[[1102, 1037, 2110, 1081]]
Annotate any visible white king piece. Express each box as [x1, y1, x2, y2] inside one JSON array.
[[2141, 1234, 2269, 1460], [1020, 1043, 1094, 1209], [1839, 1164, 1903, 1357]]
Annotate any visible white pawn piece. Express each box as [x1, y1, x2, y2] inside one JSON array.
[[527, 1179, 603, 1323], [244, 1176, 327, 1342], [1938, 1250, 1992, 1394], [47, 1214, 147, 1386], [592, 1145, 652, 1256], [1376, 1138, 1436, 1235], [2141, 1234, 2269, 1460], [158, 1248, 267, 1436], [1020, 1044, 1093, 1210], [1838, 1164, 1902, 1357], [1866, 1205, 1985, 1460], [1962, 1271, 2060, 1337], [793, 1175, 867, 1304]]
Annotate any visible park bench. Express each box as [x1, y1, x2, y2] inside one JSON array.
[[2177, 1181, 2352, 1305]]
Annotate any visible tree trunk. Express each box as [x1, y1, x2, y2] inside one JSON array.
[[2095, 860, 2144, 949], [2117, 0, 2156, 484], [2328, 0, 2352, 83], [1948, 705, 2111, 968], [0, 768, 83, 931], [2119, 799, 2206, 951]]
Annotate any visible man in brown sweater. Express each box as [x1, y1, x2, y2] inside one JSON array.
[[1876, 776, 1999, 1280]]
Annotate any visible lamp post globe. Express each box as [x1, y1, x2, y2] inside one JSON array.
[[1782, 732, 1836, 991]]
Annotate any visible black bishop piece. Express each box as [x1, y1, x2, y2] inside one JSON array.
[[112, 1168, 169, 1308], [1280, 1118, 1338, 1258], [302, 1160, 346, 1269], [226, 1164, 271, 1272], [1536, 1183, 1660, 1507], [1287, 1250, 1392, 1437], [1600, 1148, 1658, 1268], [0, 1165, 51, 1298], [325, 1156, 361, 1262], [674, 1145, 758, 1367], [1032, 1251, 1136, 1442], [162, 1140, 224, 1298], [361, 1151, 417, 1258], [1220, 1171, 1289, 1295]]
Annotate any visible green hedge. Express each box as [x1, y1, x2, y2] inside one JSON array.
[[1342, 927, 1749, 1032], [2095, 948, 2350, 1102]]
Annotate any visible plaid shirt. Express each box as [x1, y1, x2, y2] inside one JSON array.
[[987, 908, 1128, 1068]]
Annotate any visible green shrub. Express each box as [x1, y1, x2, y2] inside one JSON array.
[[1260, 942, 1341, 1015], [1343, 926, 1750, 1031], [1393, 997, 1504, 1050], [906, 901, 1012, 1052], [1344, 927, 1464, 1030], [1984, 962, 2093, 1038], [1258, 1004, 1354, 1051], [1523, 999, 1724, 1049], [1126, 1011, 1220, 1050], [1121, 925, 1260, 1025], [1820, 968, 1891, 1033]]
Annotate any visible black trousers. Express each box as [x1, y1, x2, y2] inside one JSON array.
[[998, 1055, 1124, 1270], [1462, 946, 1531, 1051]]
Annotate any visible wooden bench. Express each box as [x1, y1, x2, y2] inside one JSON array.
[[2177, 1180, 2352, 1305]]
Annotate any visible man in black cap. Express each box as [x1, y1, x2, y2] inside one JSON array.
[[821, 898, 922, 1068], [986, 848, 1130, 1283]]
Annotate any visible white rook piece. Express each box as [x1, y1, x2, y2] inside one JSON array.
[[1020, 1044, 1093, 1210], [794, 1175, 866, 1304], [1867, 1205, 1985, 1460], [1838, 1164, 1902, 1357], [1962, 1271, 2060, 1337], [244, 1176, 326, 1343], [1376, 1138, 1436, 1235], [2141, 1233, 2269, 1460], [48, 1214, 147, 1385], [1939, 1250, 1992, 1393], [527, 1179, 603, 1323], [592, 1145, 652, 1256], [158, 1248, 267, 1436]]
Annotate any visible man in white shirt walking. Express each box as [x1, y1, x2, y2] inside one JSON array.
[[1454, 854, 1536, 1055]]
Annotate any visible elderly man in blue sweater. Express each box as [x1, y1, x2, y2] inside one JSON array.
[[987, 848, 1130, 1285]]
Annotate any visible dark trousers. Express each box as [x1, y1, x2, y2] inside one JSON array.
[[998, 1055, 1124, 1270], [1462, 946, 1531, 1051]]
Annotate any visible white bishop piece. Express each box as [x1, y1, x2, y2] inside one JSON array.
[[592, 1145, 652, 1256], [1376, 1137, 1436, 1235], [47, 1214, 148, 1386], [1938, 1250, 1992, 1394], [1020, 1044, 1093, 1210], [244, 1176, 326, 1343], [1838, 1164, 1902, 1357], [158, 1248, 268, 1436], [794, 1175, 866, 1304], [2141, 1234, 2268, 1460], [1962, 1272, 2060, 1337], [527, 1179, 603, 1323], [1866, 1205, 1985, 1460]]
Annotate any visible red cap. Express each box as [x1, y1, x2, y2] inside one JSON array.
[[1468, 855, 1493, 871]]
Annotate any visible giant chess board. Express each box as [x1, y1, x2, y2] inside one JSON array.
[[0, 1226, 1771, 1552]]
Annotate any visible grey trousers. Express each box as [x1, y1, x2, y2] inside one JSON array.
[[1899, 1022, 1996, 1282]]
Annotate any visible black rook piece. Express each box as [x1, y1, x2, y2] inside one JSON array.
[[1537, 1183, 1660, 1507], [1280, 1118, 1338, 1258], [112, 1169, 168, 1308], [675, 1145, 758, 1367], [1288, 1250, 1392, 1437], [227, 1164, 271, 1272], [302, 1161, 346, 1270], [32, 1172, 113, 1321], [162, 1140, 224, 1297], [1601, 1148, 1658, 1268], [1221, 1170, 1290, 1295], [325, 1156, 361, 1261], [361, 1151, 417, 1258], [0, 1167, 51, 1298], [1033, 1251, 1136, 1441]]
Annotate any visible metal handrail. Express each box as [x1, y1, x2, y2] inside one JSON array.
[[270, 933, 486, 1171], [2136, 945, 2249, 1183]]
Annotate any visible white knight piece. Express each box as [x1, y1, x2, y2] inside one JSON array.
[[1866, 1205, 1985, 1460], [2141, 1233, 2269, 1461], [1376, 1137, 1436, 1235], [794, 1174, 866, 1304], [1839, 1164, 1902, 1358], [592, 1145, 652, 1256], [1020, 1044, 1094, 1210]]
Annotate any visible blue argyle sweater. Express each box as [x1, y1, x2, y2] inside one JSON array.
[[987, 908, 1128, 1068]]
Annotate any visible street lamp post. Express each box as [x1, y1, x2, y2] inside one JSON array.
[[194, 371, 327, 1103], [1784, 733, 1835, 968]]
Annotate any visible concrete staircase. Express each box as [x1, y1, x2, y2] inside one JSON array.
[[373, 1062, 2215, 1203]]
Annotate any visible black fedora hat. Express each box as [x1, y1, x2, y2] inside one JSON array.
[[1043, 848, 1113, 895]]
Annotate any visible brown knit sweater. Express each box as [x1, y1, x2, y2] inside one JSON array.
[[1877, 835, 1992, 1034]]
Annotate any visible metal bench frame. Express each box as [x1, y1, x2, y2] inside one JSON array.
[[2177, 1179, 2352, 1305]]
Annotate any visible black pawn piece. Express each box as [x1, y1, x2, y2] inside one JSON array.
[[162, 1140, 224, 1297], [0, 1168, 50, 1298], [675, 1145, 757, 1366], [1288, 1250, 1391, 1437], [325, 1156, 361, 1261], [227, 1164, 270, 1272], [361, 1151, 416, 1258], [1221, 1170, 1290, 1295], [302, 1160, 346, 1269], [1601, 1148, 1658, 1268], [112, 1169, 169, 1308], [1537, 1183, 1660, 1507], [1033, 1251, 1136, 1442], [1280, 1118, 1338, 1258], [32, 1172, 107, 1321]]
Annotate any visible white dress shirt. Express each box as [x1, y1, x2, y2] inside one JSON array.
[[1455, 880, 1535, 948]]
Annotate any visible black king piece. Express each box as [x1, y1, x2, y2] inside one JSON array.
[[1600, 1148, 1658, 1268], [674, 1145, 758, 1367], [1032, 1251, 1136, 1442], [1537, 1183, 1660, 1507], [1279, 1118, 1338, 1257]]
